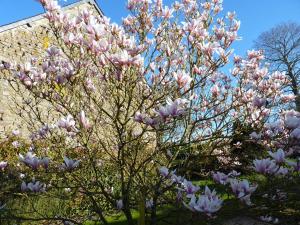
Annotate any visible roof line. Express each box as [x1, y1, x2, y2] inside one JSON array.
[[89, 0, 104, 16], [0, 0, 104, 33]]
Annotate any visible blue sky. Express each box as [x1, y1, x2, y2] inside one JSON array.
[[0, 0, 299, 57]]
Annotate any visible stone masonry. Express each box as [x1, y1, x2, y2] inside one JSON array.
[[0, 0, 103, 137]]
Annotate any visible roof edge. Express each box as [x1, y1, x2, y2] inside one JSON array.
[[0, 0, 104, 33]]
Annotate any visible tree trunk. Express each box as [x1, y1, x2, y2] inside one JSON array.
[[123, 207, 135, 225], [286, 66, 300, 112], [150, 197, 158, 225], [295, 94, 300, 112], [138, 194, 146, 225]]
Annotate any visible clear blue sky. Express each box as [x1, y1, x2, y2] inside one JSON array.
[[0, 0, 299, 57]]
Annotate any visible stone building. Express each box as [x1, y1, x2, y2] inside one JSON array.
[[0, 0, 103, 136]]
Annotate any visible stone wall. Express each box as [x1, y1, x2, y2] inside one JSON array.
[[0, 0, 102, 137]]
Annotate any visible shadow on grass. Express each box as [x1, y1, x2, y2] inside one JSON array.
[[86, 176, 300, 225]]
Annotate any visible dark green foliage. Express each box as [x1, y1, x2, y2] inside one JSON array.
[[230, 120, 266, 172]]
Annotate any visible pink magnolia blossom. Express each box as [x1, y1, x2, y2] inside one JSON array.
[[0, 0, 295, 219], [164, 98, 188, 117], [110, 50, 143, 67], [61, 157, 80, 171], [154, 98, 188, 121], [79, 111, 91, 130], [39, 0, 60, 11], [184, 186, 222, 216], [12, 129, 20, 136], [143, 117, 160, 128], [249, 132, 261, 140], [252, 96, 267, 108], [46, 46, 61, 57], [161, 6, 174, 19], [116, 199, 123, 210], [230, 179, 257, 205], [284, 112, 300, 129], [159, 166, 169, 177], [0, 161, 8, 170], [57, 115, 76, 132], [212, 172, 229, 185], [281, 94, 295, 103], [176, 190, 183, 202], [21, 181, 46, 193], [171, 174, 183, 184], [173, 71, 192, 88], [211, 84, 220, 98], [275, 167, 289, 176], [268, 149, 285, 164], [41, 157, 50, 170], [133, 112, 146, 123], [228, 170, 241, 177], [181, 179, 200, 197], [195, 186, 223, 216], [253, 158, 278, 175], [12, 141, 20, 148], [33, 124, 53, 140], [19, 152, 42, 170], [290, 128, 300, 139], [86, 79, 96, 91]]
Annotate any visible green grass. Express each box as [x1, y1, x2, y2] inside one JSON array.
[[86, 175, 300, 225], [106, 211, 140, 225]]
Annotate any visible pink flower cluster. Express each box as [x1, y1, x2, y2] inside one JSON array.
[[57, 115, 76, 132], [184, 186, 223, 217], [21, 181, 46, 193], [61, 157, 80, 171], [159, 167, 223, 216], [232, 50, 288, 125], [19, 152, 49, 170], [251, 110, 300, 156], [0, 161, 8, 170], [134, 98, 188, 128], [212, 171, 257, 205], [0, 0, 297, 222], [254, 149, 299, 175], [230, 179, 257, 206]]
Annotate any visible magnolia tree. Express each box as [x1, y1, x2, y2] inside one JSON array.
[[0, 0, 298, 224]]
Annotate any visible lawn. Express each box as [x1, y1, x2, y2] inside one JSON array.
[[86, 175, 300, 225]]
